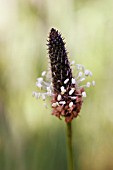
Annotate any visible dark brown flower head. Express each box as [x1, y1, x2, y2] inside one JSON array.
[[33, 28, 95, 122], [47, 28, 72, 93]]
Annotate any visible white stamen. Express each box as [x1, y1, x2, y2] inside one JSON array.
[[86, 82, 91, 88], [70, 96, 77, 100], [37, 77, 43, 82], [69, 88, 75, 95], [79, 77, 85, 82], [47, 86, 51, 92], [71, 61, 75, 65], [52, 102, 58, 107], [53, 72, 56, 76], [64, 78, 69, 84], [57, 80, 60, 83], [47, 91, 52, 96], [42, 71, 46, 76], [36, 82, 42, 88], [84, 70, 90, 76], [61, 86, 66, 94], [82, 92, 86, 97], [33, 64, 95, 104], [92, 81, 95, 86], [66, 71, 69, 76], [71, 78, 76, 84], [69, 102, 73, 108], [61, 86, 65, 91], [57, 94, 62, 101], [59, 101, 66, 105], [78, 71, 83, 77]]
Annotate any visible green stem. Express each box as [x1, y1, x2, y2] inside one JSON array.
[[66, 122, 73, 170]]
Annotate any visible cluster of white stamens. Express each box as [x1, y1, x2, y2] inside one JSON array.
[[33, 63, 95, 108], [73, 63, 95, 88], [33, 71, 53, 101]]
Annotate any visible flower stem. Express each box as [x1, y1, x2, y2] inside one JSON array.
[[66, 122, 74, 170]]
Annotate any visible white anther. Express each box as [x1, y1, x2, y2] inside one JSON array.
[[53, 72, 56, 76], [78, 72, 83, 77], [84, 70, 90, 76], [79, 78, 85, 82], [61, 86, 65, 91], [47, 86, 51, 92], [71, 61, 75, 65], [37, 77, 43, 82], [52, 102, 58, 107], [47, 91, 52, 96], [42, 71, 46, 76], [86, 82, 91, 88], [57, 94, 62, 101], [82, 92, 86, 97], [36, 82, 42, 88], [71, 78, 76, 84], [59, 101, 66, 105], [92, 81, 95, 86], [64, 78, 69, 84], [61, 86, 66, 94], [69, 88, 75, 95], [70, 96, 77, 100], [69, 102, 73, 108]]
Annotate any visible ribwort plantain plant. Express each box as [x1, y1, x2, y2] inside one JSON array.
[[33, 28, 95, 170]]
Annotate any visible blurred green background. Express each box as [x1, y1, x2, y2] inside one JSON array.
[[0, 0, 113, 169]]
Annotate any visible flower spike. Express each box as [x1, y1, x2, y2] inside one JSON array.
[[33, 28, 95, 122]]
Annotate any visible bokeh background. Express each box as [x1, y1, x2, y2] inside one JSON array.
[[0, 0, 113, 170]]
